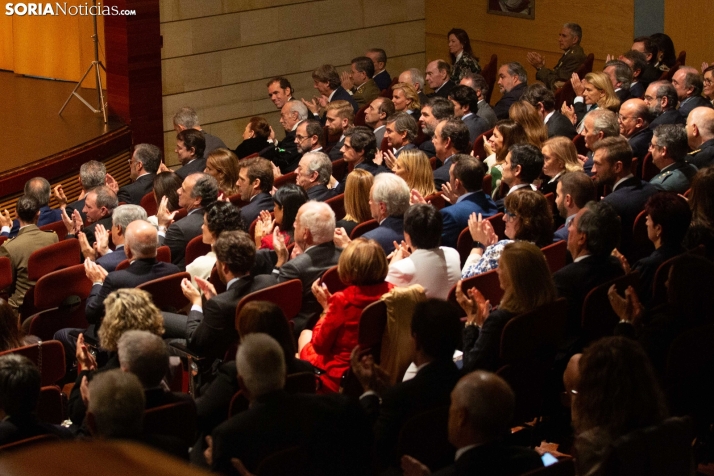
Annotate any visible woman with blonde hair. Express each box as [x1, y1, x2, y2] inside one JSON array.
[[393, 149, 437, 198], [336, 169, 374, 236], [509, 101, 548, 149], [98, 288, 165, 352], [392, 82, 421, 121], [204, 148, 239, 197], [563, 71, 621, 128], [540, 136, 583, 194], [456, 241, 556, 372]]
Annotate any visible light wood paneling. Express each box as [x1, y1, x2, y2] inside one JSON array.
[[0, 15, 13, 71], [664, 0, 714, 70]]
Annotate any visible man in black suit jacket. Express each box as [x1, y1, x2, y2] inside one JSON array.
[[493, 62, 528, 120], [619, 98, 654, 172], [645, 81, 686, 130], [235, 157, 275, 226], [448, 85, 489, 145], [352, 300, 463, 471], [425, 60, 455, 98], [419, 97, 455, 158], [323, 100, 355, 161], [295, 151, 336, 202], [686, 106, 714, 169], [432, 118, 472, 190], [672, 67, 714, 119], [80, 204, 147, 272], [157, 173, 218, 270], [385, 112, 420, 159], [118, 143, 161, 205], [521, 82, 577, 140], [367, 48, 391, 91], [174, 128, 207, 180], [172, 106, 228, 159], [62, 185, 118, 250], [260, 100, 307, 173], [303, 64, 359, 117]]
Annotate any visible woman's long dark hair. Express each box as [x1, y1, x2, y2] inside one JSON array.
[[273, 184, 308, 234], [153, 172, 183, 212], [448, 28, 477, 63], [0, 301, 26, 352]]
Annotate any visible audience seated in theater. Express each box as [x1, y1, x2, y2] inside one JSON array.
[[55, 160, 106, 222], [612, 192, 691, 310], [672, 66, 713, 118], [294, 118, 325, 155], [392, 82, 422, 122], [386, 204, 460, 300], [381, 112, 419, 164], [631, 36, 662, 85], [495, 143, 543, 212], [619, 98, 653, 167], [447, 28, 482, 82], [649, 124, 698, 193], [208, 333, 371, 475], [523, 83, 577, 140], [0, 196, 59, 310], [1, 177, 62, 238], [324, 100, 355, 161], [79, 204, 147, 273], [448, 85, 490, 144], [173, 107, 227, 160], [203, 148, 239, 198], [579, 108, 620, 175], [686, 106, 714, 169], [0, 354, 72, 445], [351, 299, 462, 470], [527, 22, 586, 91], [553, 171, 596, 243], [702, 65, 714, 106], [298, 238, 390, 393], [62, 185, 117, 250], [253, 184, 307, 251], [603, 59, 634, 103], [234, 157, 275, 226], [334, 127, 386, 194], [399, 68, 429, 107], [683, 167, 714, 258], [620, 50, 648, 98], [644, 80, 685, 130], [303, 64, 359, 118], [553, 201, 624, 348], [0, 301, 38, 351], [462, 189, 552, 279], [157, 173, 218, 270], [563, 72, 621, 130], [118, 144, 161, 206], [336, 170, 373, 236], [432, 117, 472, 190], [364, 97, 395, 148], [509, 100, 549, 149], [483, 120, 529, 195], [340, 56, 380, 108], [418, 96, 454, 157], [146, 171, 182, 228], [567, 336, 674, 476], [610, 254, 714, 375], [541, 136, 583, 196], [393, 149, 437, 199], [271, 201, 342, 334], [264, 100, 307, 173], [493, 62, 528, 120], [266, 76, 294, 111], [460, 72, 497, 129], [426, 60, 455, 99], [402, 371, 543, 476], [234, 117, 278, 159], [186, 201, 245, 285], [335, 173, 410, 255], [295, 151, 336, 202], [173, 129, 207, 180], [438, 155, 498, 249], [366, 48, 391, 91]]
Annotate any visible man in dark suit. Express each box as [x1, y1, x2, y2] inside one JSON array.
[[650, 124, 698, 193], [592, 136, 657, 257], [303, 64, 358, 118], [579, 109, 620, 175], [553, 171, 596, 243], [528, 22, 586, 90], [399, 68, 429, 106], [365, 97, 396, 148], [460, 73, 497, 129], [686, 106, 714, 169], [432, 118, 472, 190], [0, 177, 62, 238], [448, 85, 489, 145], [440, 156, 498, 248], [56, 160, 106, 223], [672, 66, 714, 119], [117, 144, 161, 205], [79, 204, 147, 272], [174, 128, 207, 179], [425, 60, 455, 98], [295, 151, 336, 202], [495, 144, 542, 212], [261, 100, 307, 173], [604, 60, 634, 103], [522, 83, 577, 140], [272, 202, 342, 334], [352, 299, 462, 471], [157, 173, 218, 270], [367, 48, 391, 91], [324, 100, 355, 161], [619, 98, 653, 170], [385, 112, 419, 157], [62, 185, 117, 250], [235, 157, 275, 226], [493, 62, 528, 120], [172, 106, 227, 159], [419, 97, 455, 158], [645, 81, 686, 130]]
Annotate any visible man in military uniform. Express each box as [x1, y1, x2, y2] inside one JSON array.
[[649, 124, 698, 193], [686, 107, 714, 169], [0, 196, 58, 309], [527, 23, 586, 90], [341, 56, 380, 108]]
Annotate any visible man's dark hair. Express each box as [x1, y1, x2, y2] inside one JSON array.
[[592, 136, 634, 170], [505, 62, 528, 84], [312, 64, 341, 90], [377, 98, 396, 118], [438, 118, 471, 154], [177, 128, 206, 159], [367, 48, 387, 65], [521, 83, 555, 112], [453, 155, 485, 192], [214, 230, 256, 276], [0, 354, 41, 416], [564, 23, 582, 43], [645, 192, 692, 247], [508, 144, 544, 184], [386, 112, 418, 143], [448, 85, 479, 114], [24, 177, 51, 208], [266, 76, 293, 94], [633, 36, 658, 64], [681, 68, 704, 96], [133, 144, 162, 174], [577, 201, 622, 256], [345, 126, 377, 162], [304, 119, 324, 147], [559, 172, 596, 208], [351, 56, 375, 79], [622, 50, 647, 77], [190, 173, 219, 207], [649, 81, 678, 112], [16, 195, 40, 224], [404, 204, 442, 249], [240, 157, 274, 193], [653, 124, 688, 162], [426, 96, 455, 120], [436, 60, 452, 76], [411, 299, 462, 361], [462, 73, 489, 97], [205, 201, 246, 238], [604, 60, 633, 92]]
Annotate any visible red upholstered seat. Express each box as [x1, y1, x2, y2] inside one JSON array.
[[185, 235, 211, 266], [137, 272, 191, 313], [39, 220, 69, 241], [350, 219, 378, 239], [0, 341, 65, 386], [139, 191, 158, 216], [234, 279, 303, 330]]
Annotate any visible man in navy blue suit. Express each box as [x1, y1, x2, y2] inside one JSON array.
[[432, 118, 472, 190], [553, 171, 595, 243], [439, 155, 497, 248], [0, 177, 62, 238], [448, 85, 490, 146], [302, 64, 359, 118], [366, 48, 391, 91]]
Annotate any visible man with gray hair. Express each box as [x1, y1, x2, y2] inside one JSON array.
[[649, 124, 698, 193], [295, 152, 336, 201], [79, 204, 148, 272], [172, 106, 227, 159], [385, 112, 418, 156], [86, 369, 145, 439], [672, 66, 713, 118], [263, 100, 309, 173], [644, 81, 685, 130], [527, 22, 586, 90], [494, 62, 528, 119], [399, 68, 428, 106], [686, 107, 714, 168], [118, 143, 162, 205], [460, 72, 497, 128], [603, 59, 634, 102], [580, 109, 620, 175], [1, 177, 62, 238], [55, 160, 106, 222], [425, 60, 455, 98], [62, 185, 119, 251], [418, 97, 455, 157]]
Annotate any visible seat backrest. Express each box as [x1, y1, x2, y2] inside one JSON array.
[[321, 266, 347, 294], [0, 341, 65, 386], [651, 254, 678, 308], [234, 279, 303, 329], [115, 246, 171, 271], [209, 265, 227, 295], [34, 263, 92, 310], [572, 134, 588, 156], [395, 405, 454, 471], [184, 235, 211, 267], [662, 62, 681, 82], [429, 156, 439, 171], [676, 50, 686, 66], [27, 239, 81, 281], [554, 81, 575, 112], [0, 257, 12, 291], [448, 268, 503, 316], [228, 390, 250, 417], [482, 173, 492, 197], [256, 446, 311, 476], [139, 192, 158, 217], [229, 193, 250, 208], [274, 171, 297, 188], [481, 54, 498, 104], [137, 272, 191, 313], [488, 212, 506, 240], [424, 192, 447, 210], [380, 135, 389, 153], [37, 386, 65, 425], [541, 240, 568, 274], [38, 220, 68, 242], [640, 152, 659, 182], [357, 300, 388, 361], [143, 399, 197, 447], [0, 434, 59, 452], [630, 209, 654, 262], [582, 272, 640, 342], [350, 219, 378, 239], [500, 298, 568, 363], [331, 158, 348, 183], [285, 371, 317, 394], [456, 226, 473, 267], [325, 193, 345, 221], [353, 104, 368, 126], [472, 127, 493, 160]]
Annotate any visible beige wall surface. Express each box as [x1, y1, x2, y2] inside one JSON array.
[[160, 0, 426, 165], [664, 0, 713, 72]]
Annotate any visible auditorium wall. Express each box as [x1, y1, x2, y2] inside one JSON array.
[[664, 0, 713, 73], [159, 0, 426, 166]]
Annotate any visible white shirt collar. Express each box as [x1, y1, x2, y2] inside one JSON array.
[[613, 174, 634, 191], [507, 183, 536, 195], [373, 125, 385, 133], [544, 110, 555, 124], [455, 51, 463, 63], [462, 112, 473, 121], [455, 444, 479, 462], [573, 253, 591, 263], [328, 89, 336, 102]]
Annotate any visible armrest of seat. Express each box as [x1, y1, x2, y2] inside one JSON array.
[[169, 342, 206, 361]]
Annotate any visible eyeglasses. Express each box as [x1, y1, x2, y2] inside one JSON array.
[[617, 114, 635, 121], [704, 78, 714, 86], [294, 134, 309, 141]]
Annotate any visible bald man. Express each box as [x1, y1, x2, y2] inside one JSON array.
[[686, 107, 714, 168], [618, 98, 653, 169]]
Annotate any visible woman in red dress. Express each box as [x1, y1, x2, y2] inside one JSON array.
[[298, 238, 391, 393]]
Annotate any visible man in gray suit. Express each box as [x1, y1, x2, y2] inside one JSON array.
[[364, 97, 395, 147], [460, 73, 497, 129], [448, 85, 490, 145], [649, 124, 698, 193]]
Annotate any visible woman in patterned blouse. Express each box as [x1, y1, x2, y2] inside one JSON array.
[[448, 28, 481, 82], [462, 189, 553, 279]]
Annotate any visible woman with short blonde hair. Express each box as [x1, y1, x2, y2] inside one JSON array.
[[336, 169, 374, 236], [98, 288, 164, 352], [392, 82, 421, 119], [394, 149, 437, 198], [540, 136, 583, 194]]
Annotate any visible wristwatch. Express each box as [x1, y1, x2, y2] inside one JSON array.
[[472, 241, 486, 251]]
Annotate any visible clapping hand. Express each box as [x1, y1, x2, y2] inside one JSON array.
[[0, 209, 12, 229], [608, 284, 643, 326], [611, 248, 631, 274], [526, 51, 545, 69], [253, 210, 275, 247], [333, 227, 351, 248], [561, 103, 577, 125], [455, 280, 490, 327], [84, 258, 108, 284], [156, 196, 177, 229], [311, 278, 332, 311], [195, 276, 218, 300], [180, 277, 203, 306], [410, 189, 426, 205], [54, 184, 68, 208], [301, 97, 320, 115], [105, 173, 119, 193], [570, 72, 585, 96], [350, 346, 390, 394], [467, 212, 498, 246], [383, 149, 398, 170], [94, 224, 110, 256], [273, 227, 289, 267], [75, 333, 97, 373], [340, 70, 354, 91], [441, 182, 458, 204]]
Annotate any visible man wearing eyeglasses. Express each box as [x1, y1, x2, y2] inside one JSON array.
[[117, 144, 161, 205], [644, 81, 685, 130], [294, 119, 323, 155], [618, 99, 653, 175]]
